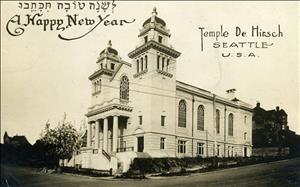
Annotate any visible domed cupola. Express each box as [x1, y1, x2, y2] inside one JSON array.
[[100, 40, 119, 57], [142, 7, 166, 28], [129, 7, 180, 80], [91, 40, 123, 77]]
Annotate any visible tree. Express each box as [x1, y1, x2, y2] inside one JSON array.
[[40, 113, 79, 167]]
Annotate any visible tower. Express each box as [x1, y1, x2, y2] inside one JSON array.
[[128, 7, 181, 79], [88, 40, 125, 105], [128, 7, 181, 155]]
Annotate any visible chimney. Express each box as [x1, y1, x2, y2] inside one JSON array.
[[256, 102, 261, 108], [276, 106, 280, 112], [226, 89, 236, 101]]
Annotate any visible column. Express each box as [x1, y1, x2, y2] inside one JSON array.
[[87, 123, 92, 148], [103, 118, 108, 152], [95, 120, 100, 149], [113, 115, 118, 152]]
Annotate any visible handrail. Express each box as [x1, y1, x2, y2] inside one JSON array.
[[117, 147, 134, 153], [102, 149, 111, 161]]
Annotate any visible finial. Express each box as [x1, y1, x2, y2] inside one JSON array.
[[152, 7, 157, 16], [108, 40, 112, 47]]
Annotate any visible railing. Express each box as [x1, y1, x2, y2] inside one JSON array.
[[102, 149, 111, 161], [117, 147, 134, 153]]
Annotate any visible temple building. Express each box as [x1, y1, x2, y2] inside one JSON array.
[[67, 8, 253, 173]]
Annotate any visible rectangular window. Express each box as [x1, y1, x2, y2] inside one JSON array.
[[161, 116, 166, 126], [217, 145, 220, 156], [139, 116, 142, 125], [166, 59, 170, 71], [197, 143, 204, 156], [144, 36, 148, 43], [111, 63, 115, 70], [141, 58, 143, 71], [157, 56, 160, 69], [162, 57, 165, 71], [93, 82, 97, 92], [178, 140, 186, 153], [137, 60, 139, 73], [244, 132, 247, 140], [158, 35, 163, 43], [228, 146, 230, 157], [160, 137, 165, 149], [94, 79, 101, 93], [216, 110, 220, 134]]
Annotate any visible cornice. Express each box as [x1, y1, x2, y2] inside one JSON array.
[[138, 26, 170, 38], [85, 104, 133, 117], [176, 84, 253, 112], [128, 40, 181, 59], [88, 69, 114, 80]]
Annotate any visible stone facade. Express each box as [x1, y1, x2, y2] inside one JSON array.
[[69, 8, 253, 173]]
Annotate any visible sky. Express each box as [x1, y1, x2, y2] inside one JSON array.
[[1, 1, 299, 144]]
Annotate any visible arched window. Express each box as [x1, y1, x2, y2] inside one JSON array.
[[197, 105, 204, 131], [228, 113, 234, 136], [178, 100, 186, 128], [120, 76, 129, 101], [216, 109, 220, 134], [93, 79, 101, 93]]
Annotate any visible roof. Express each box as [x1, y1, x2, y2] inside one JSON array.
[[176, 80, 253, 111], [142, 7, 166, 27], [99, 40, 119, 56], [143, 16, 166, 27], [100, 47, 118, 56]]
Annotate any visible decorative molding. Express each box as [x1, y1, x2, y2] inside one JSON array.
[[138, 25, 170, 37], [156, 69, 173, 78], [133, 69, 148, 78], [176, 83, 253, 112], [128, 40, 181, 59], [92, 90, 101, 96], [88, 69, 114, 80], [86, 103, 133, 117]]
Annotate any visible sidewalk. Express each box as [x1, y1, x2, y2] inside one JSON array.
[[60, 157, 297, 181]]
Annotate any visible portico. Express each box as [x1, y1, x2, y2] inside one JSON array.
[[86, 112, 131, 154]]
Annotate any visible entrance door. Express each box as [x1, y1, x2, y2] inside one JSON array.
[[244, 147, 247, 157], [137, 136, 144, 152]]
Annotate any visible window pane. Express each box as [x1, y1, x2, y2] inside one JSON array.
[[216, 110, 220, 134], [197, 105, 204, 131], [228, 113, 234, 136], [120, 76, 129, 100], [178, 100, 186, 127], [161, 116, 165, 126]]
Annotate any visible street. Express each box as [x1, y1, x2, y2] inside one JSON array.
[[1, 157, 300, 187]]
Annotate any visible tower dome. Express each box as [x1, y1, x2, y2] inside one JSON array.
[[100, 40, 118, 56], [142, 7, 166, 27]]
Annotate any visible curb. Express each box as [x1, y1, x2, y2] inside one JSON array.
[[60, 157, 300, 181], [148, 158, 298, 180]]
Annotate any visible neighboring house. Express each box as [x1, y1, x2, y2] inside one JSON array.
[[252, 103, 300, 156], [252, 103, 288, 148], [3, 131, 32, 148], [68, 8, 253, 173]]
